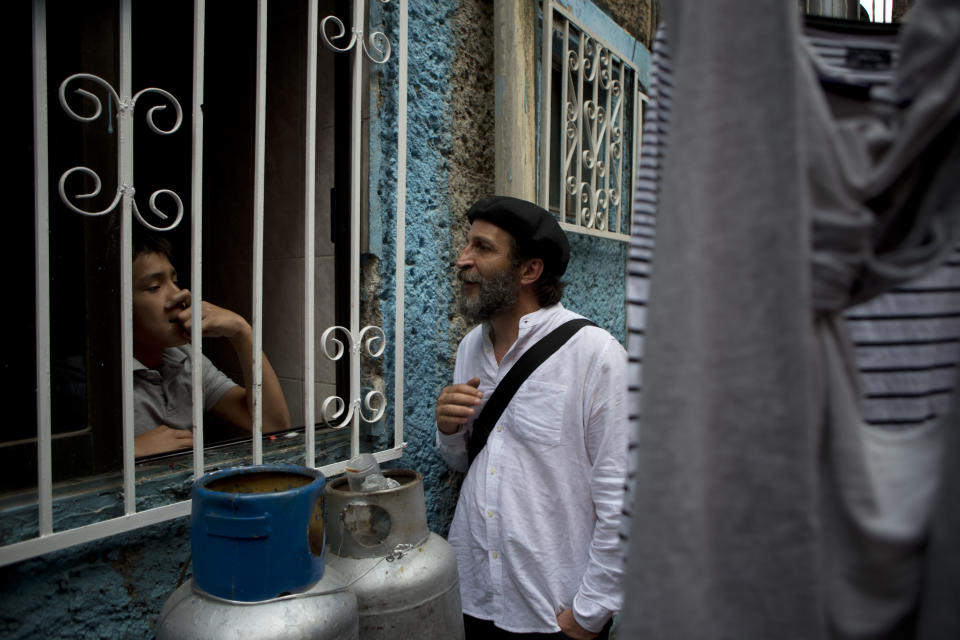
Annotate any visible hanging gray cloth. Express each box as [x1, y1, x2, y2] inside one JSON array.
[[619, 1, 960, 639]]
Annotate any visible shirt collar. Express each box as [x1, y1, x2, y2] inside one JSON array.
[[516, 303, 564, 335], [480, 303, 566, 346], [133, 346, 189, 374]]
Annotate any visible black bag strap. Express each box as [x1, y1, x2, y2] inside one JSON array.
[[467, 318, 596, 465]]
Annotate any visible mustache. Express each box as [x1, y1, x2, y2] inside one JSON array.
[[458, 269, 482, 284]]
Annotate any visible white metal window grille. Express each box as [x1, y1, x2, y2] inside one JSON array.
[[804, 0, 895, 22], [539, 0, 643, 242], [1, 0, 407, 567]]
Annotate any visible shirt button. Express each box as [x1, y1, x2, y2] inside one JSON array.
[[487, 510, 494, 518], [496, 424, 503, 432], [489, 467, 496, 476], [491, 551, 499, 559]]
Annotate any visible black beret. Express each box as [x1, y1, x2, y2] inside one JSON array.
[[466, 196, 570, 276]]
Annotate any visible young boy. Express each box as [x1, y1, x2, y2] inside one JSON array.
[[132, 234, 290, 457]]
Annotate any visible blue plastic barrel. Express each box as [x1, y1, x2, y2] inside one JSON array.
[[191, 464, 326, 601]]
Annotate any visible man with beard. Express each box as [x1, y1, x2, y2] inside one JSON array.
[[436, 196, 627, 640]]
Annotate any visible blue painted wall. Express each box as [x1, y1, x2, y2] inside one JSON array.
[[368, 0, 466, 532], [1, 0, 636, 636], [1, 520, 190, 638]]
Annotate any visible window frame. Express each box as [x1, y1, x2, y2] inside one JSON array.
[[2, 0, 407, 567], [538, 0, 648, 243]]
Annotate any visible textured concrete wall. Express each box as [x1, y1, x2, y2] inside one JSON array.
[[592, 0, 657, 47], [893, 0, 914, 21], [1, 520, 190, 638], [367, 0, 474, 534], [565, 234, 628, 343], [2, 0, 639, 636]]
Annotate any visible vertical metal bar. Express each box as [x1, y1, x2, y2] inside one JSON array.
[[633, 89, 645, 238], [613, 60, 624, 235], [617, 60, 628, 234], [119, 0, 137, 515], [538, 0, 552, 210], [589, 43, 599, 227], [33, 0, 53, 537], [394, 0, 407, 450], [349, 0, 363, 459], [190, 0, 207, 477], [252, 0, 268, 465], [559, 16, 569, 225], [625, 64, 634, 236], [304, 0, 318, 468], [574, 28, 584, 228], [601, 54, 612, 232]]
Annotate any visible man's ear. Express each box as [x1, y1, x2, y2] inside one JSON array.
[[518, 258, 544, 286]]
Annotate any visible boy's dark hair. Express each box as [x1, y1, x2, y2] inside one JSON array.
[[132, 229, 174, 263]]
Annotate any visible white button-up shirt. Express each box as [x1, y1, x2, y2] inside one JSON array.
[[437, 304, 628, 634]]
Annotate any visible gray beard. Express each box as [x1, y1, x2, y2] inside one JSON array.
[[457, 268, 518, 325]]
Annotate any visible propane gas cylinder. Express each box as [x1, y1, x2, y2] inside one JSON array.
[[157, 464, 358, 640], [325, 469, 464, 640], [156, 567, 358, 640]]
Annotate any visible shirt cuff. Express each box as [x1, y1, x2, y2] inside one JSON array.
[[573, 592, 612, 634], [436, 425, 466, 443]]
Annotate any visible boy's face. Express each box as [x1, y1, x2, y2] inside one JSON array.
[[132, 251, 187, 355]]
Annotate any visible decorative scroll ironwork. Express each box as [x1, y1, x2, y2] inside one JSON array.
[[7, 0, 410, 569], [321, 0, 393, 63], [320, 325, 387, 428], [57, 73, 185, 230], [553, 11, 636, 240]]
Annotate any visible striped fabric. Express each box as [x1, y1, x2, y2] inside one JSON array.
[[621, 21, 960, 550], [806, 19, 960, 432], [622, 25, 670, 545], [846, 249, 960, 429], [803, 20, 900, 88]]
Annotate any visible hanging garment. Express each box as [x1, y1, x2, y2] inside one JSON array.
[[619, 2, 960, 639], [621, 25, 671, 548]]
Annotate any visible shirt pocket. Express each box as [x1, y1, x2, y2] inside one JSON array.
[[508, 379, 567, 445]]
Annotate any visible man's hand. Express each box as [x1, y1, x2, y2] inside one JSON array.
[[134, 425, 193, 457], [166, 290, 247, 340], [436, 377, 483, 434], [557, 609, 598, 640]]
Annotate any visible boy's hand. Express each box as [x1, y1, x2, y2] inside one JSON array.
[[134, 425, 193, 457], [166, 290, 247, 340]]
